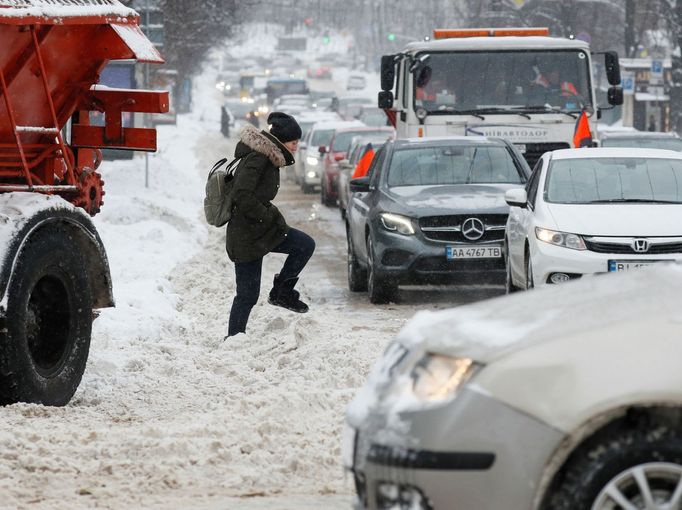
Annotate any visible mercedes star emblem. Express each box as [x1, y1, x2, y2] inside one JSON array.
[[462, 217, 485, 241]]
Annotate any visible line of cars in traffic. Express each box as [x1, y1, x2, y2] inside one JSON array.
[[330, 128, 682, 304], [340, 128, 682, 510]]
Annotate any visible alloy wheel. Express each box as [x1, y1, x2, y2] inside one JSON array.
[[591, 462, 682, 510]]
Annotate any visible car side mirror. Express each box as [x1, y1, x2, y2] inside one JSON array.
[[319, 145, 327, 154], [505, 188, 528, 208], [350, 176, 371, 193], [608, 86, 624, 106]]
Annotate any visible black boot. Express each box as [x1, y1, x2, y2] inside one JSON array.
[[268, 275, 309, 313]]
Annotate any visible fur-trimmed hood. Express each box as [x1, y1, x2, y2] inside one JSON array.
[[236, 124, 295, 167]]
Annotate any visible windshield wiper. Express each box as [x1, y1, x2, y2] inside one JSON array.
[[587, 198, 681, 204], [512, 105, 578, 119], [466, 107, 532, 119], [432, 108, 533, 120], [434, 108, 485, 120]]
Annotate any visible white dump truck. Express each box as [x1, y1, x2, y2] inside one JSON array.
[[379, 28, 623, 166]]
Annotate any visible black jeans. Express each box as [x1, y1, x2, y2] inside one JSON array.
[[228, 228, 315, 336]]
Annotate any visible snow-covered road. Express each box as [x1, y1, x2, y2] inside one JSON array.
[[0, 72, 502, 510]]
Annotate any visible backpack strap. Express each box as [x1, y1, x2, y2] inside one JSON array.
[[209, 157, 228, 178], [225, 157, 241, 176]]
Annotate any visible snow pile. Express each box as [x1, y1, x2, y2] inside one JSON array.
[[0, 65, 401, 509], [0, 0, 136, 21]]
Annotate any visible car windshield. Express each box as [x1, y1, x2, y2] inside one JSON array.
[[415, 50, 592, 114], [299, 121, 315, 139], [545, 157, 682, 204], [387, 145, 523, 187], [224, 102, 251, 116], [360, 112, 388, 127], [601, 137, 682, 152], [311, 129, 335, 146], [332, 130, 389, 153], [267, 80, 307, 95]]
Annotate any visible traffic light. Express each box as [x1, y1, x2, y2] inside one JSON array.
[[304, 17, 313, 26], [323, 33, 330, 45], [387, 33, 396, 42]]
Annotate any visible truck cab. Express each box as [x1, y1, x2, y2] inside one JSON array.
[[379, 28, 624, 166]]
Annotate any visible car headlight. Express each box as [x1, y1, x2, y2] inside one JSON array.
[[535, 227, 586, 250], [380, 213, 415, 235], [306, 156, 319, 166], [307, 171, 317, 178], [411, 354, 481, 402]]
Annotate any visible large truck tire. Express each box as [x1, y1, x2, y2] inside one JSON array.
[[0, 225, 93, 406]]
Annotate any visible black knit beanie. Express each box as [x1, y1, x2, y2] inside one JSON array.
[[268, 112, 302, 143]]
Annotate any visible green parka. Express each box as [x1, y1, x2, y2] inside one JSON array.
[[226, 124, 295, 263]]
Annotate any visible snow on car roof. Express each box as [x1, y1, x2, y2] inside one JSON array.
[[397, 135, 496, 144], [601, 131, 681, 139], [406, 36, 589, 53], [297, 112, 341, 121], [551, 147, 682, 160], [310, 120, 364, 130], [334, 126, 394, 133], [397, 264, 682, 365]]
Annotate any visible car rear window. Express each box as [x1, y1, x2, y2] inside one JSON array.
[[387, 145, 523, 186], [311, 129, 335, 146], [332, 130, 390, 153], [546, 157, 682, 203]]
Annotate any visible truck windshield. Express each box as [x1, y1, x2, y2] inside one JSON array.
[[414, 50, 592, 114], [387, 145, 524, 187]]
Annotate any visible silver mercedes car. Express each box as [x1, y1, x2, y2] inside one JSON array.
[[346, 136, 530, 303], [343, 264, 682, 510]]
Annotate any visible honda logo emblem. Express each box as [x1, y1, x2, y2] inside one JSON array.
[[632, 239, 650, 253], [462, 218, 485, 241]]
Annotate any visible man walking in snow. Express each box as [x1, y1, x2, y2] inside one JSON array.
[[225, 112, 315, 337]]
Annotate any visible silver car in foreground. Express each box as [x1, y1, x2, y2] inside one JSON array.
[[344, 264, 682, 510]]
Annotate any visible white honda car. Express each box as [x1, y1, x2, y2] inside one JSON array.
[[504, 148, 682, 290]]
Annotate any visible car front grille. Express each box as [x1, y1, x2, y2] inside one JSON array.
[[419, 214, 507, 243], [522, 142, 570, 168], [585, 239, 682, 255]]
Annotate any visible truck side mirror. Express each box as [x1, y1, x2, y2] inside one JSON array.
[[608, 86, 624, 106], [380, 55, 396, 91], [378, 90, 394, 109], [605, 51, 621, 85]]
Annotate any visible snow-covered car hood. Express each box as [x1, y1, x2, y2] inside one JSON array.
[[395, 265, 682, 362], [387, 183, 520, 217], [348, 265, 682, 432], [546, 203, 682, 236]]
